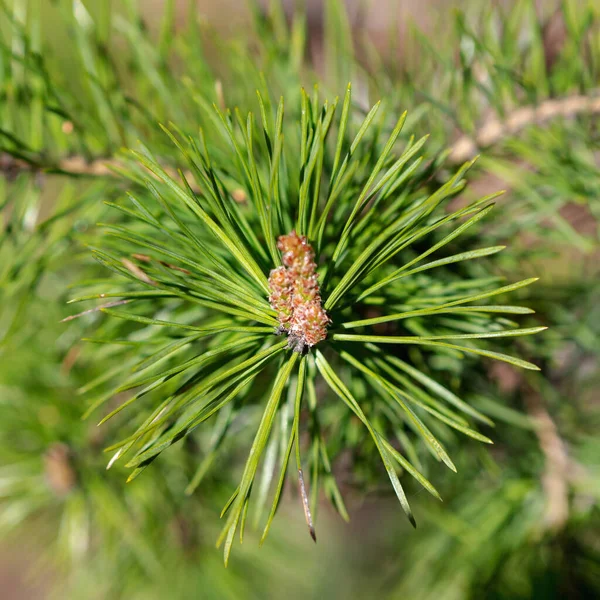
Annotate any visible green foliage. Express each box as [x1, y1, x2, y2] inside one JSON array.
[[369, 0, 600, 252], [69, 80, 548, 563], [0, 0, 599, 596]]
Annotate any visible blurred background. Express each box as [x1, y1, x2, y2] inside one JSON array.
[[1, 0, 599, 598]]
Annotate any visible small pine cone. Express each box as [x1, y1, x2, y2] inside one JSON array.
[[292, 273, 320, 305], [290, 302, 329, 347], [268, 266, 293, 324], [296, 253, 317, 279], [278, 231, 314, 272], [270, 231, 329, 348]]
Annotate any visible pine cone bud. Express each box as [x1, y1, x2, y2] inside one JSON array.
[[268, 231, 329, 349]]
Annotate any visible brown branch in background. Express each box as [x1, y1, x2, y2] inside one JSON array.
[[523, 388, 570, 532], [1, 152, 249, 203], [1, 152, 196, 188], [6, 96, 597, 183], [54, 155, 116, 177], [44, 443, 77, 496], [60, 343, 82, 376], [490, 363, 583, 533], [450, 94, 600, 163]]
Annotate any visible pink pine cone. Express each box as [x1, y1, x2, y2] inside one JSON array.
[[268, 231, 329, 348]]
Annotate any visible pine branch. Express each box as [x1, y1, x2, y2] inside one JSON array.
[[450, 93, 600, 163], [6, 0, 597, 582], [64, 87, 546, 562]]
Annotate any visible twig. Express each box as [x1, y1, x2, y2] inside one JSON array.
[[2, 152, 197, 189], [60, 343, 82, 376], [523, 388, 570, 532], [450, 93, 600, 163], [1, 152, 251, 204], [44, 443, 77, 496]]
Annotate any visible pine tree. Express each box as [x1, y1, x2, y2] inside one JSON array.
[[1, 1, 598, 598]]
